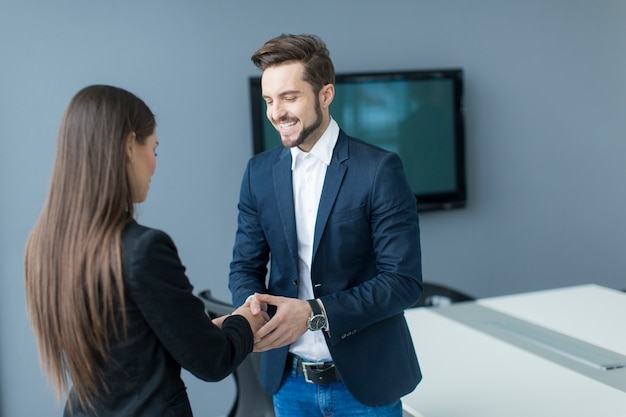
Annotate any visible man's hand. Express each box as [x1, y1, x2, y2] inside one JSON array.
[[252, 293, 311, 352], [212, 300, 270, 331], [231, 305, 270, 333], [245, 292, 269, 316]]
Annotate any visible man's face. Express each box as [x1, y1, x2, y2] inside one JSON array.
[[261, 62, 330, 151]]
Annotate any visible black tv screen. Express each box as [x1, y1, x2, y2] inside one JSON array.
[[249, 68, 466, 212]]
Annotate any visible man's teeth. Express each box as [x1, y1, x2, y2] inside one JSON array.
[[280, 121, 296, 128]]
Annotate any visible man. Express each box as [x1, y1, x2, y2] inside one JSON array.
[[229, 33, 423, 416]]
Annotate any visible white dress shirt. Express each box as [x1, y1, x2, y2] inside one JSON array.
[[288, 119, 339, 362]]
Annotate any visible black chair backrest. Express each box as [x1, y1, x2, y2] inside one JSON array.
[[413, 282, 475, 308], [198, 290, 275, 417]]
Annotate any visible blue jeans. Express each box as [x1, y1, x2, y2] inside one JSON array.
[[273, 357, 402, 417]]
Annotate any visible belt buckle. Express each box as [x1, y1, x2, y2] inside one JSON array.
[[301, 361, 333, 384]]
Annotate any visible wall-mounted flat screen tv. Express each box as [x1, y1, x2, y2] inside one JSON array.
[[249, 68, 466, 212]]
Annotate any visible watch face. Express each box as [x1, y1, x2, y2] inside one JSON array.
[[308, 314, 326, 331]]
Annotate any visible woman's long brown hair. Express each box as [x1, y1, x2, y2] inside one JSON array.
[[24, 85, 155, 411]]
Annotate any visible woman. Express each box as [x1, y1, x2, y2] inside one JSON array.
[[24, 85, 266, 416]]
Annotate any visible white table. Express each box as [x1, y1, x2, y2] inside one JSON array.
[[402, 284, 626, 417]]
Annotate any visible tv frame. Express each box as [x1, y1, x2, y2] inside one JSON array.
[[248, 68, 466, 212]]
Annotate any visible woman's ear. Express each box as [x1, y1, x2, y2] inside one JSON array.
[[125, 132, 136, 162]]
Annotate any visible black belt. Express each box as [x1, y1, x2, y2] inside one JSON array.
[[288, 353, 341, 384]]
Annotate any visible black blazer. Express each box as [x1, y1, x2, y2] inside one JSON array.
[[64, 219, 253, 417], [230, 131, 423, 406]]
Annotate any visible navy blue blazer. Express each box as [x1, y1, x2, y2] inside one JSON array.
[[229, 130, 423, 406]]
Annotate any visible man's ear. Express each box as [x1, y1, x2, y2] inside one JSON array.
[[125, 132, 136, 162], [320, 83, 335, 109]]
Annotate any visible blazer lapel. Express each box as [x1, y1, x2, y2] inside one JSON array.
[[313, 133, 349, 260], [273, 148, 299, 265]]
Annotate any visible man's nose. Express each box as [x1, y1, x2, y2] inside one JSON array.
[[270, 103, 287, 122]]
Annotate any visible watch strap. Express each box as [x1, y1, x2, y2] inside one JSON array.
[[307, 299, 323, 316]]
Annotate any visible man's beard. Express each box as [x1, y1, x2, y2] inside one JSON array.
[[280, 98, 323, 149]]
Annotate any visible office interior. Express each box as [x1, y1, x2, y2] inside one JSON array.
[[1, 1, 625, 416]]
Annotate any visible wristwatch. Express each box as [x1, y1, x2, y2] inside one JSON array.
[[306, 299, 327, 331]]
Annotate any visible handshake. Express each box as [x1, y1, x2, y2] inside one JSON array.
[[212, 293, 314, 353]]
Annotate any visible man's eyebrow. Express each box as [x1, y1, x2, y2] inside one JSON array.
[[262, 89, 303, 99]]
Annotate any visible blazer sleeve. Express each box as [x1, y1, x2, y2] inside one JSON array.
[[125, 228, 253, 382], [320, 151, 423, 345], [229, 159, 273, 307]]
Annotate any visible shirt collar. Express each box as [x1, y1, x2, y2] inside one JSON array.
[[291, 118, 339, 169]]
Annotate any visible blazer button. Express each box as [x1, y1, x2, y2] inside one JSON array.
[[341, 330, 357, 339], [292, 279, 298, 286]]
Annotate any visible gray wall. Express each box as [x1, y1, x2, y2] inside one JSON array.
[[2, 1, 625, 416]]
